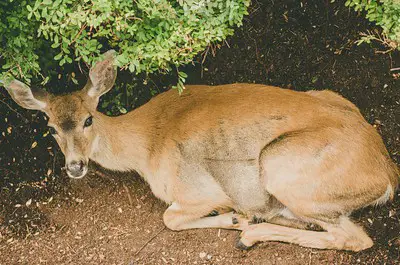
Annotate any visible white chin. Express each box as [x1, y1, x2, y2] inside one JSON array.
[[67, 168, 88, 179]]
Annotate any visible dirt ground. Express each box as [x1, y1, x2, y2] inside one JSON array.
[[2, 170, 397, 265], [1, 0, 400, 264]]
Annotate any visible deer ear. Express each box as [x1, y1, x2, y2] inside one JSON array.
[[3, 80, 49, 111], [85, 50, 117, 100]]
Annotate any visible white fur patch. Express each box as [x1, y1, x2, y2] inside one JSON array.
[[372, 184, 393, 206], [168, 202, 181, 211], [87, 87, 98, 98], [90, 135, 100, 156], [34, 98, 47, 109], [279, 208, 296, 219]]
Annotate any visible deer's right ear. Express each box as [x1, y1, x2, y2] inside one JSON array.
[[3, 80, 48, 111], [85, 50, 117, 100]]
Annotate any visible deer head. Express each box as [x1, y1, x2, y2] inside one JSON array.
[[3, 50, 117, 179]]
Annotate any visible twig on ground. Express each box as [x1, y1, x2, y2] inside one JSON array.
[[134, 225, 166, 256], [52, 149, 57, 179], [95, 170, 107, 178], [95, 169, 114, 181], [66, 242, 77, 254], [0, 98, 29, 123], [123, 183, 133, 205]]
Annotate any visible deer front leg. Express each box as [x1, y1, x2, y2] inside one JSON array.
[[163, 202, 250, 231]]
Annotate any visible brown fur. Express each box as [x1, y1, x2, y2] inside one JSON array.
[[4, 51, 398, 252]]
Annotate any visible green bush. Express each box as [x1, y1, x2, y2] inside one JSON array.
[[0, 0, 249, 89], [346, 0, 400, 50]]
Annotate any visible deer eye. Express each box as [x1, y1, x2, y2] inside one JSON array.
[[48, 126, 57, 135], [84, 116, 93, 127]]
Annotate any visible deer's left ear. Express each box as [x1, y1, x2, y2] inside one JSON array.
[[4, 80, 49, 111], [85, 50, 117, 100]]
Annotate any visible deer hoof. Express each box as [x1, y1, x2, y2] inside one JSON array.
[[236, 239, 253, 250], [206, 210, 219, 217], [232, 217, 239, 224]]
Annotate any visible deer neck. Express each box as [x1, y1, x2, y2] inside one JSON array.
[[89, 112, 150, 177]]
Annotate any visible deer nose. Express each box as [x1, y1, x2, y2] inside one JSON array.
[[67, 160, 87, 178]]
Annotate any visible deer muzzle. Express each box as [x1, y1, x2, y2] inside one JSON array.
[[66, 160, 88, 179]]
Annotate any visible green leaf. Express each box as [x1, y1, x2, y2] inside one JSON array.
[[178, 71, 188, 78], [129, 63, 136, 72], [54, 53, 63, 60], [59, 58, 66, 66], [0, 0, 252, 86]]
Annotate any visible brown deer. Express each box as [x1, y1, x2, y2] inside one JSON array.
[[4, 50, 398, 251]]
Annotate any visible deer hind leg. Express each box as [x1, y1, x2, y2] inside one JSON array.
[[163, 202, 251, 231], [238, 216, 373, 251]]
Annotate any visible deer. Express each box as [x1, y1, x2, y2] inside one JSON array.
[[3, 50, 398, 252]]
